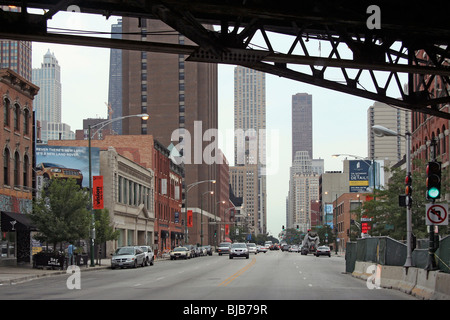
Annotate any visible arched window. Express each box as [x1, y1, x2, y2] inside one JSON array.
[[13, 103, 20, 131], [14, 151, 20, 187], [3, 148, 10, 185], [23, 155, 29, 188], [442, 125, 447, 154], [3, 98, 10, 126], [23, 108, 30, 136]]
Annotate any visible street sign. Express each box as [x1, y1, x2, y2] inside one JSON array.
[[426, 203, 448, 226]]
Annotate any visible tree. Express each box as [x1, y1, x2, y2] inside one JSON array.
[[31, 178, 91, 251], [361, 159, 449, 240], [94, 208, 119, 262]]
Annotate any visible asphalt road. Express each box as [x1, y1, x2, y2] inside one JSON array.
[[0, 250, 416, 301]]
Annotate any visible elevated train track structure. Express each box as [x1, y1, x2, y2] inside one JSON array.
[[1, 1, 450, 118]]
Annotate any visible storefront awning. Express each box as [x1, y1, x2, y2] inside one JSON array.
[[1, 211, 36, 232]]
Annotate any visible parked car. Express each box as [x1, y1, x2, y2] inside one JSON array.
[[257, 245, 268, 253], [315, 246, 331, 257], [139, 246, 154, 266], [197, 246, 207, 256], [36, 162, 83, 187], [170, 246, 191, 260], [111, 246, 146, 269], [185, 245, 197, 257], [201, 245, 213, 256], [246, 243, 258, 254], [217, 242, 232, 255], [229, 243, 249, 259]]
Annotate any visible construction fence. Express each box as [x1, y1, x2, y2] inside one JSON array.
[[345, 235, 450, 274]]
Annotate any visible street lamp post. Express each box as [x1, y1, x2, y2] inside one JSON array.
[[184, 180, 216, 245], [88, 113, 149, 267], [200, 191, 214, 246], [372, 124, 413, 268]]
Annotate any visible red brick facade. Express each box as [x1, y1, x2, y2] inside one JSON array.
[[0, 68, 39, 214]]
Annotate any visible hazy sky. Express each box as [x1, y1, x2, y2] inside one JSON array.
[[31, 11, 406, 236]]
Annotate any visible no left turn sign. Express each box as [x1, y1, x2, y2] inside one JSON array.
[[426, 204, 449, 226]]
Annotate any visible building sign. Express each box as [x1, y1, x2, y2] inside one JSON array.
[[93, 176, 104, 209], [349, 160, 371, 192]]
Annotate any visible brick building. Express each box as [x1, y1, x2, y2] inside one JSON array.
[[47, 135, 184, 255], [0, 68, 39, 264], [411, 50, 450, 171]]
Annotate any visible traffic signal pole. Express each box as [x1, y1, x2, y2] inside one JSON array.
[[425, 138, 439, 271], [404, 132, 413, 268]]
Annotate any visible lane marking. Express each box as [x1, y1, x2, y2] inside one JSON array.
[[218, 258, 256, 287]]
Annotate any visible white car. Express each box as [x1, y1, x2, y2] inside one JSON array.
[[257, 245, 268, 253], [111, 246, 146, 269], [140, 246, 154, 266], [246, 243, 258, 254], [170, 246, 191, 260], [230, 243, 249, 259]]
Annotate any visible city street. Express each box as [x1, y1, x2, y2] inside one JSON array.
[[0, 250, 415, 301]]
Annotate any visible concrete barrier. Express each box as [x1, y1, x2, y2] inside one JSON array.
[[350, 260, 449, 300], [397, 267, 418, 295], [432, 272, 450, 300], [411, 269, 438, 300], [379, 265, 403, 289]]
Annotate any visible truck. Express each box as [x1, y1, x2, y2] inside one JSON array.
[[301, 230, 320, 255]]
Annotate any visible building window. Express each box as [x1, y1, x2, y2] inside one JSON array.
[[23, 155, 29, 187], [3, 148, 9, 185], [23, 108, 29, 136], [4, 98, 10, 126], [13, 103, 20, 131], [14, 151, 20, 187]]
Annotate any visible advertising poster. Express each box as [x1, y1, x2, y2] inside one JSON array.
[[36, 145, 100, 190], [93, 175, 104, 209], [349, 160, 371, 192]]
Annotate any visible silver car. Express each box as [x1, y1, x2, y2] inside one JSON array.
[[111, 246, 146, 269]]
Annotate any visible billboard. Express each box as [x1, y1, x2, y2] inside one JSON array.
[[36, 145, 100, 189], [349, 160, 371, 192]]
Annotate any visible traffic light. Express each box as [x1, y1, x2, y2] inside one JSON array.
[[426, 161, 441, 200], [405, 173, 412, 206]]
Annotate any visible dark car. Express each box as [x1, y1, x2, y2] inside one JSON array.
[[315, 246, 331, 257]]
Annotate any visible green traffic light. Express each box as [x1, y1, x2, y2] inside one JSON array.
[[427, 187, 440, 199]]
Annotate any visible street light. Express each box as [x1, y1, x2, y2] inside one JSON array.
[[200, 191, 214, 246], [372, 124, 413, 268], [88, 113, 149, 267], [184, 179, 216, 244]]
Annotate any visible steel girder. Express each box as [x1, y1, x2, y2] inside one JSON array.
[[1, 0, 450, 118]]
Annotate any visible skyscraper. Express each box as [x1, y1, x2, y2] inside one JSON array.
[[108, 19, 123, 135], [230, 66, 267, 235], [292, 93, 312, 161], [32, 50, 74, 143], [121, 18, 220, 244], [0, 6, 32, 81], [32, 50, 62, 123]]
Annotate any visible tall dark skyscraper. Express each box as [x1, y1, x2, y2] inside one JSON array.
[[292, 93, 312, 162], [121, 17, 218, 215], [108, 19, 123, 134]]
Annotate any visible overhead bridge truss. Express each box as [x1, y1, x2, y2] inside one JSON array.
[[1, 1, 450, 118]]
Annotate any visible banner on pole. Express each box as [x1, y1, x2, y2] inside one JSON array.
[[93, 176, 104, 209]]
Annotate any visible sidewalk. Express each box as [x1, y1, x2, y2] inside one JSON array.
[[0, 256, 169, 286]]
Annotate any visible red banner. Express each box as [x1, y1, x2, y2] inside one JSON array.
[[187, 210, 193, 227], [225, 224, 229, 235], [93, 176, 104, 209]]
